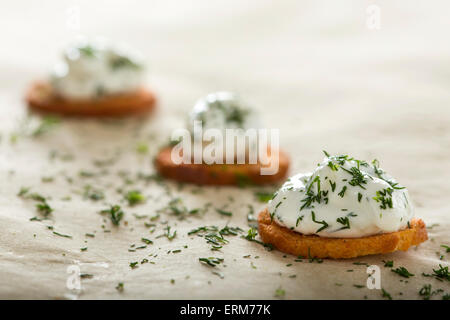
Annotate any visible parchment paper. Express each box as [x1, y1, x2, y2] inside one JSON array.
[[0, 0, 449, 299]]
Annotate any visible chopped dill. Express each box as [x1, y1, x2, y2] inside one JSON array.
[[391, 266, 414, 278], [311, 211, 329, 233]]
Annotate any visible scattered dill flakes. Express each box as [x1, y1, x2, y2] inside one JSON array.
[[125, 190, 146, 206], [381, 288, 392, 300], [83, 185, 104, 201], [419, 284, 443, 300], [150, 214, 160, 221], [254, 191, 273, 203], [163, 226, 177, 240], [422, 264, 450, 282], [79, 170, 95, 178], [274, 286, 285, 299], [219, 225, 243, 236], [441, 245, 450, 253], [101, 205, 124, 226], [189, 225, 243, 250], [188, 226, 218, 235], [383, 260, 394, 267], [29, 193, 46, 202], [133, 213, 147, 220], [18, 188, 54, 217], [353, 284, 365, 289], [245, 227, 258, 241], [241, 228, 273, 251], [141, 238, 153, 245], [52, 231, 72, 239], [17, 187, 30, 197], [159, 198, 204, 219], [129, 262, 139, 269], [216, 208, 232, 216], [136, 142, 149, 154], [36, 202, 53, 216], [391, 266, 414, 278], [31, 116, 60, 137], [212, 271, 225, 279], [80, 247, 87, 251], [247, 205, 257, 228], [427, 223, 440, 230], [235, 173, 252, 188]]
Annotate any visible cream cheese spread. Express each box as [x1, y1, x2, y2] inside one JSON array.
[[188, 92, 260, 134], [51, 40, 144, 99], [268, 152, 413, 238]]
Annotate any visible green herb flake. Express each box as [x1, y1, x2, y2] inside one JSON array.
[[391, 266, 414, 278]]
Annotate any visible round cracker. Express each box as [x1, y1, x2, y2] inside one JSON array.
[[258, 208, 428, 259], [155, 146, 290, 186], [26, 81, 156, 117]]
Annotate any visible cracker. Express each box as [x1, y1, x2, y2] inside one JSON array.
[[26, 81, 156, 117], [155, 146, 290, 186]]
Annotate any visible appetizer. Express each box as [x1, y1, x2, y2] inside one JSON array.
[[155, 92, 289, 185], [26, 39, 156, 117], [258, 152, 428, 258]]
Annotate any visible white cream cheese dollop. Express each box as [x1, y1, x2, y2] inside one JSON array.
[[268, 154, 414, 238], [51, 40, 144, 99]]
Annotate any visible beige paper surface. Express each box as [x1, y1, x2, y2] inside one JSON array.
[[0, 1, 449, 299]]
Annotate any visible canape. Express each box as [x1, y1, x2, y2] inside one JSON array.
[[258, 152, 428, 259], [155, 92, 290, 185], [26, 39, 156, 117]]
